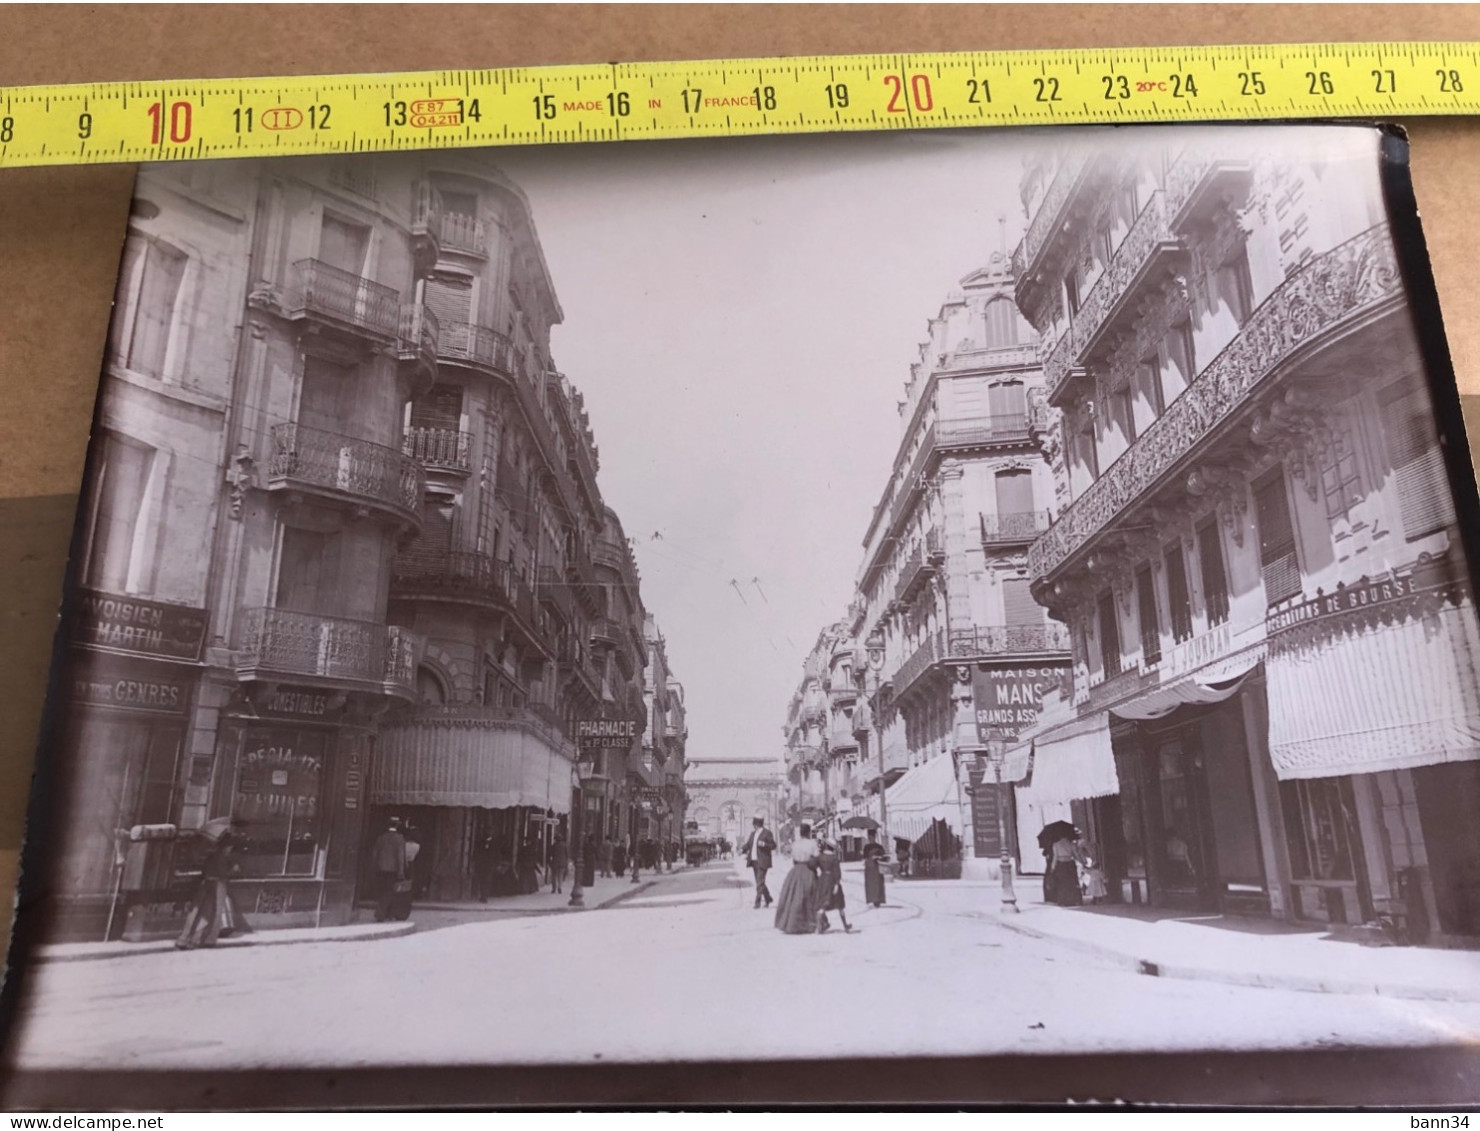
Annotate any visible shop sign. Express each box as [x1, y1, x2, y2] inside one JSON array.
[[71, 588, 207, 662], [257, 686, 342, 720], [967, 765, 1004, 858], [70, 671, 190, 714], [1267, 574, 1427, 635], [578, 718, 639, 749], [972, 665, 1064, 744]]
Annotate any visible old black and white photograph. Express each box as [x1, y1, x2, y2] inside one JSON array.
[[5, 122, 1480, 1090]]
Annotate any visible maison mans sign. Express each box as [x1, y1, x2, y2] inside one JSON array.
[[577, 719, 639, 749]]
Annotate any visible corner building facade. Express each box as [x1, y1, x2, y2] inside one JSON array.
[[1017, 127, 1480, 942], [46, 153, 661, 937]]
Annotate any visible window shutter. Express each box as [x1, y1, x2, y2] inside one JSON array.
[[994, 469, 1035, 517], [1002, 577, 1039, 627], [128, 241, 187, 378], [1382, 386, 1457, 539], [1254, 474, 1301, 604]]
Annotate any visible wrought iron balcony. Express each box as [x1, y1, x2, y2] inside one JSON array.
[[592, 534, 628, 572], [390, 550, 539, 629], [403, 427, 471, 475], [590, 617, 622, 647], [1030, 223, 1401, 582], [537, 565, 575, 621], [396, 304, 439, 374], [892, 632, 943, 697], [1044, 189, 1186, 405], [947, 623, 1072, 657], [938, 414, 1032, 449], [939, 344, 1041, 373], [436, 320, 518, 373], [286, 259, 400, 339], [981, 510, 1051, 547], [437, 211, 488, 257], [267, 423, 424, 525], [1015, 150, 1094, 305], [893, 532, 943, 606], [236, 608, 418, 698]]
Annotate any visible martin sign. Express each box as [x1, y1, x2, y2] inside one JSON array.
[[971, 664, 1065, 745], [578, 718, 639, 749]]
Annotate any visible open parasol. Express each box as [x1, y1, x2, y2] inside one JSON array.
[[1036, 820, 1077, 853], [841, 815, 880, 831]]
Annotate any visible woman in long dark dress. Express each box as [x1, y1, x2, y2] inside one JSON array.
[[815, 840, 854, 933], [861, 829, 887, 908], [1045, 830, 1091, 906], [175, 833, 251, 950], [773, 823, 822, 934]]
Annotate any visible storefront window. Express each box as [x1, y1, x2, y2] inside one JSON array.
[[215, 728, 327, 877], [1280, 777, 1358, 882]]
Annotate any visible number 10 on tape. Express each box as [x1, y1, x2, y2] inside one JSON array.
[[3, 43, 1480, 168]]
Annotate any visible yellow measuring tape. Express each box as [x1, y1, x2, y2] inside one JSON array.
[[4, 42, 1480, 168]]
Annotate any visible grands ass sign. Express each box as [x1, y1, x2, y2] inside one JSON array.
[[971, 664, 1066, 744]]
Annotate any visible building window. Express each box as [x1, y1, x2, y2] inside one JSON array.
[[1002, 576, 1040, 627], [1216, 247, 1255, 326], [1197, 519, 1230, 627], [319, 214, 370, 275], [1165, 545, 1194, 643], [988, 380, 1027, 425], [984, 297, 1030, 349], [1319, 424, 1363, 523], [1111, 385, 1137, 444], [1379, 379, 1457, 539], [1280, 777, 1358, 882], [1136, 565, 1161, 666], [1157, 321, 1197, 407], [275, 527, 344, 615], [994, 468, 1035, 519], [1097, 590, 1122, 678], [1064, 271, 1080, 316], [1077, 420, 1100, 480], [82, 432, 154, 592], [214, 728, 326, 878], [1254, 472, 1302, 604], [109, 236, 187, 379]]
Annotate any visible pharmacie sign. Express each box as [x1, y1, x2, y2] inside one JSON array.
[[972, 664, 1064, 744], [578, 718, 639, 749]]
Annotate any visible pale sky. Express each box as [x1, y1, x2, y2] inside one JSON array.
[[493, 129, 1040, 767]]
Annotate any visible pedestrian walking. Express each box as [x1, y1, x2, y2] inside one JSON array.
[[517, 835, 541, 894], [598, 837, 613, 878], [175, 827, 251, 950], [371, 818, 408, 923], [815, 839, 854, 933], [1045, 826, 1091, 907], [773, 823, 821, 934], [473, 833, 498, 903], [741, 816, 777, 909], [862, 828, 888, 909], [549, 834, 569, 894], [612, 839, 628, 877]]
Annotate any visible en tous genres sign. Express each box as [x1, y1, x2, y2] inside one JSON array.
[[578, 719, 638, 749]]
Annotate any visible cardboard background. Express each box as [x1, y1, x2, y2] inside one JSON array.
[[4, 6, 1480, 1103]]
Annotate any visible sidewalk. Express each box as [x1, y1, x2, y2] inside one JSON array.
[[30, 864, 695, 964], [985, 892, 1480, 1003]]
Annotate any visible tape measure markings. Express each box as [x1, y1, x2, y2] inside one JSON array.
[[4, 43, 1480, 168]]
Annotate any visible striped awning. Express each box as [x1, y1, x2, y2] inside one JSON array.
[[1267, 601, 1480, 780], [371, 714, 574, 812], [1018, 709, 1120, 804]]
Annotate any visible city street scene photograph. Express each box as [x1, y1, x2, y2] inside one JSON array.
[[4, 121, 1480, 1095]]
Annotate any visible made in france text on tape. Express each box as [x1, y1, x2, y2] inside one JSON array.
[[4, 42, 1480, 168]]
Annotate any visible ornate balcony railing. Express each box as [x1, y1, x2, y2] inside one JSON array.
[[939, 344, 1042, 373], [981, 510, 1052, 546], [1030, 223, 1401, 581], [948, 623, 1072, 657], [892, 632, 943, 696], [403, 427, 471, 474], [938, 414, 1031, 448], [438, 211, 488, 257], [391, 551, 539, 628], [1166, 154, 1254, 233], [1044, 189, 1182, 400], [590, 617, 622, 647], [287, 259, 400, 338], [267, 423, 424, 522], [592, 534, 628, 572], [436, 320, 518, 373], [236, 608, 418, 696], [396, 304, 439, 372], [1015, 150, 1093, 292]]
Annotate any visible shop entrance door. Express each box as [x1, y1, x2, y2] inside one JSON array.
[[1147, 736, 1218, 910]]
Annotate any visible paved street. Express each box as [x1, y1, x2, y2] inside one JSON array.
[[9, 860, 1480, 1070]]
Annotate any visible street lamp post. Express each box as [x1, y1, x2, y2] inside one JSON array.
[[984, 729, 1018, 914], [569, 754, 595, 908]]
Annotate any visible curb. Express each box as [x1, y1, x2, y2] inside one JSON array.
[[33, 920, 416, 964], [987, 913, 1480, 1003]]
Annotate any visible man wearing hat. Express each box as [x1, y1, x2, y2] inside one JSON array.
[[371, 817, 407, 922], [741, 815, 776, 909]]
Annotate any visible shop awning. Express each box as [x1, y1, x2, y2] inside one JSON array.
[[1111, 646, 1264, 721], [1020, 709, 1120, 804], [1268, 601, 1480, 780], [885, 752, 965, 836], [371, 715, 574, 812]]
